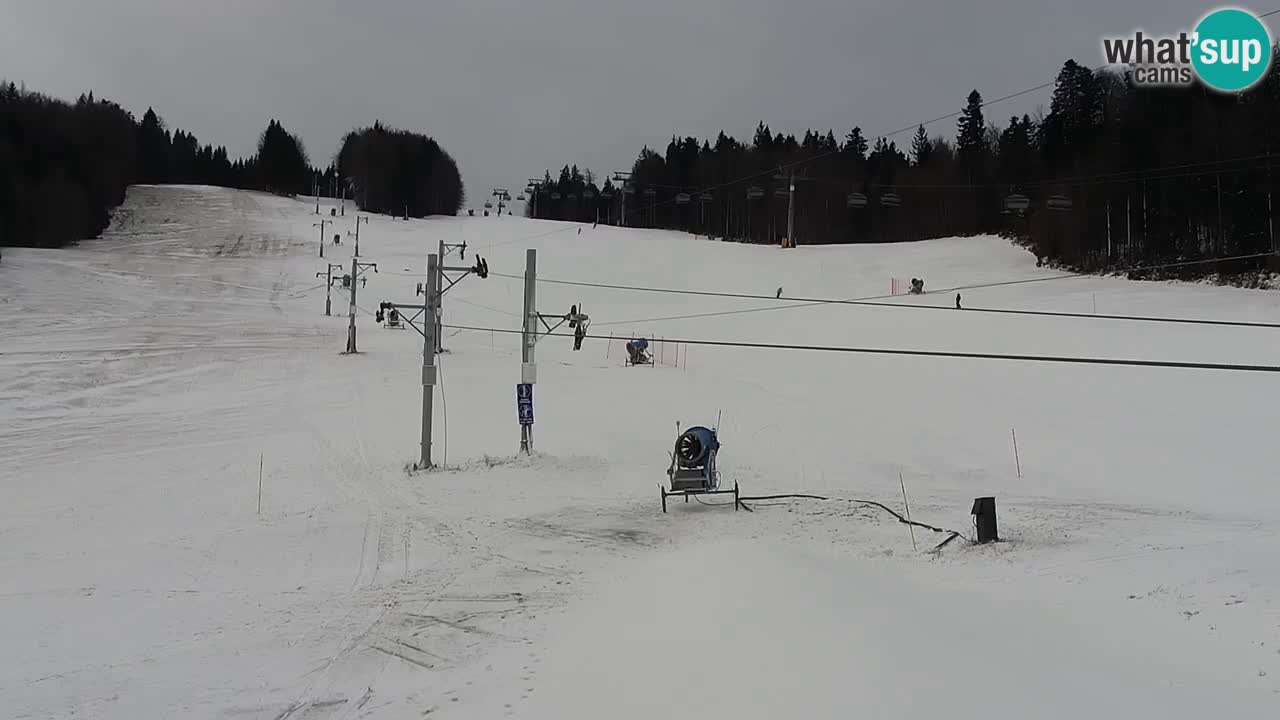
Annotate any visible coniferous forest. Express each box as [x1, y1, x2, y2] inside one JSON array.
[[337, 124, 465, 219], [8, 52, 1280, 282], [529, 56, 1280, 281], [0, 81, 465, 249]]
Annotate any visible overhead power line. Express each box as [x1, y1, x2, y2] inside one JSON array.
[[442, 323, 1280, 374], [490, 251, 1280, 330]]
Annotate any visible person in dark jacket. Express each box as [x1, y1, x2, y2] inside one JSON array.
[[568, 305, 589, 351]]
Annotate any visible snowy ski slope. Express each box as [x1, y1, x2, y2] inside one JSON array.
[[2, 185, 1279, 718]]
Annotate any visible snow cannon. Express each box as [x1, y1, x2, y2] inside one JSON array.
[[661, 423, 739, 513], [673, 426, 718, 481]]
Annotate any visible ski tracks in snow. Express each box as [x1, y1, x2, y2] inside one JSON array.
[[272, 475, 663, 718], [349, 511, 377, 592]]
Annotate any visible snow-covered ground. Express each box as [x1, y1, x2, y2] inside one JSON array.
[[2, 185, 1279, 718]]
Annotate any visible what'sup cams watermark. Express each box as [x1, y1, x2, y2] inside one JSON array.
[[1102, 7, 1274, 92]]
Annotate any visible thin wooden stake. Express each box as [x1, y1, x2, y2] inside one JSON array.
[[1012, 428, 1022, 478], [899, 471, 917, 551], [257, 453, 264, 514]]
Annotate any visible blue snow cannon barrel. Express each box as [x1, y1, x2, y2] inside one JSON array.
[[676, 426, 718, 469]]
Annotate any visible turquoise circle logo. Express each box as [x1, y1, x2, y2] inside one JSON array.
[[1191, 8, 1273, 92]]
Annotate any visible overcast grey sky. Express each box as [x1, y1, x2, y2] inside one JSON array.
[[3, 1, 1276, 205]]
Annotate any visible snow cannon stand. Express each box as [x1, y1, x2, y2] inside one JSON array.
[[610, 335, 685, 369], [376, 302, 404, 329], [661, 423, 739, 512], [624, 338, 652, 367]]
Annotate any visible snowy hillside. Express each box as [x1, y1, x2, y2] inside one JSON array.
[[3, 185, 1279, 718]]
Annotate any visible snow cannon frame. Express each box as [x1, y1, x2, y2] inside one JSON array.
[[377, 302, 405, 330], [661, 424, 739, 512]]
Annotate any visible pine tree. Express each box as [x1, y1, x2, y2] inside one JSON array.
[[137, 108, 170, 184], [844, 127, 868, 160], [910, 124, 933, 166], [998, 115, 1034, 186], [956, 91, 987, 164], [257, 119, 309, 196]]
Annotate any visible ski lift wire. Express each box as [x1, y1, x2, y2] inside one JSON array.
[[487, 251, 1280, 330], [440, 322, 1280, 374]]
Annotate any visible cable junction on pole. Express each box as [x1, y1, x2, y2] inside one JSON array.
[[315, 262, 346, 316], [344, 258, 379, 354], [382, 247, 492, 471]]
